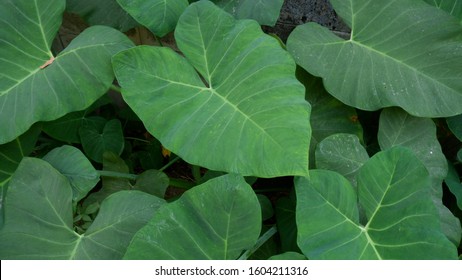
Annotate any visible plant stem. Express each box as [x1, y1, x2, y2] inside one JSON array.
[[97, 170, 137, 180], [238, 225, 278, 260], [124, 136, 151, 143], [191, 165, 202, 183], [159, 156, 181, 172], [155, 35, 164, 47], [109, 84, 122, 93], [169, 178, 195, 189]]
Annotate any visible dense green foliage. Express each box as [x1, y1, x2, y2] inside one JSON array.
[[0, 0, 461, 259]]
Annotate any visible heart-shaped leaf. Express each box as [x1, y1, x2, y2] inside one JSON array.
[[113, 1, 311, 177], [0, 0, 134, 144], [43, 145, 99, 202], [116, 0, 188, 37], [287, 0, 462, 117], [213, 0, 284, 26], [0, 158, 165, 259], [124, 174, 261, 260], [66, 0, 138, 31], [296, 147, 457, 259], [79, 119, 125, 163]]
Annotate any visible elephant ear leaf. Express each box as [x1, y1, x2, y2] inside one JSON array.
[[287, 0, 462, 117], [113, 1, 311, 177], [296, 147, 458, 259], [0, 0, 134, 144]]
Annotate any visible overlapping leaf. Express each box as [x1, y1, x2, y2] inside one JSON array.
[[113, 1, 310, 177], [0, 125, 41, 227], [214, 0, 284, 26], [43, 145, 99, 202], [0, 0, 134, 144], [0, 158, 165, 259], [79, 119, 125, 163], [66, 0, 138, 31], [124, 174, 261, 259], [298, 70, 363, 168], [287, 0, 462, 117], [424, 0, 462, 20], [315, 133, 369, 186], [378, 108, 461, 245], [116, 0, 188, 37], [296, 147, 457, 259]]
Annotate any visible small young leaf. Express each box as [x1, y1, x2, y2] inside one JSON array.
[[79, 119, 125, 163]]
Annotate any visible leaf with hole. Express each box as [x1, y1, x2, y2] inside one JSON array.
[[113, 1, 311, 177]]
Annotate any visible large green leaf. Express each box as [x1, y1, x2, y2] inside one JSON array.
[[43, 145, 99, 202], [66, 0, 138, 31], [116, 0, 188, 37], [0, 0, 134, 144], [113, 1, 310, 177], [296, 147, 457, 259], [378, 108, 461, 245], [124, 174, 261, 259], [287, 0, 462, 117], [315, 133, 369, 187], [214, 0, 284, 26], [0, 158, 164, 259]]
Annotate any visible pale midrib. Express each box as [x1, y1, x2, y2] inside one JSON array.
[[1, 42, 116, 95], [348, 39, 459, 95]]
